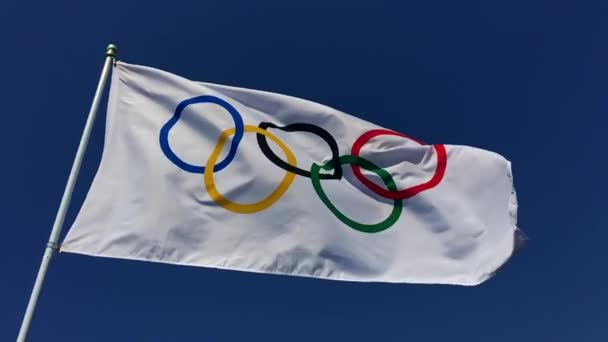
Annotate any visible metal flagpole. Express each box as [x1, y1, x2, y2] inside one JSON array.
[[17, 44, 118, 342]]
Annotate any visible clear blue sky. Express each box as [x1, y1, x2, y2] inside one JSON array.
[[2, 1, 607, 341]]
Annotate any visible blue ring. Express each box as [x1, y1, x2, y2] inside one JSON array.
[[159, 95, 244, 174]]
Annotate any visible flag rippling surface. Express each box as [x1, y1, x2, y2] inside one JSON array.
[[61, 61, 523, 285]]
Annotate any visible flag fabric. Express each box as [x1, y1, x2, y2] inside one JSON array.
[[61, 61, 522, 285]]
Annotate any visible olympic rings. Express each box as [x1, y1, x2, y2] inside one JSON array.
[[160, 95, 244, 173], [204, 125, 297, 214], [161, 96, 447, 233], [351, 129, 447, 200], [311, 155, 403, 233], [256, 122, 342, 180]]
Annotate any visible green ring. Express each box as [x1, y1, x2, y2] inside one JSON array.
[[310, 155, 403, 233]]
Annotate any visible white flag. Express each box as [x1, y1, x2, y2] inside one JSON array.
[[61, 61, 523, 285]]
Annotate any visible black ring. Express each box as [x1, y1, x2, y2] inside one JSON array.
[[256, 122, 343, 180]]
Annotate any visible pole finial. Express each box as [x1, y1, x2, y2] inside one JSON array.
[[106, 44, 118, 58]]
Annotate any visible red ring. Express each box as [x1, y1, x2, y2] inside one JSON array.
[[350, 129, 447, 200]]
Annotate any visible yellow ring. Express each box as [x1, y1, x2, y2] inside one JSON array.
[[204, 125, 297, 214]]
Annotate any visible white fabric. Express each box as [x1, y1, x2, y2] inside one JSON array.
[[61, 61, 521, 285]]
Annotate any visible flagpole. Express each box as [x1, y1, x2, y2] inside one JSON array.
[[17, 44, 118, 342]]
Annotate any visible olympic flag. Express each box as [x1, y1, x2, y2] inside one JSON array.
[[61, 61, 523, 285]]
